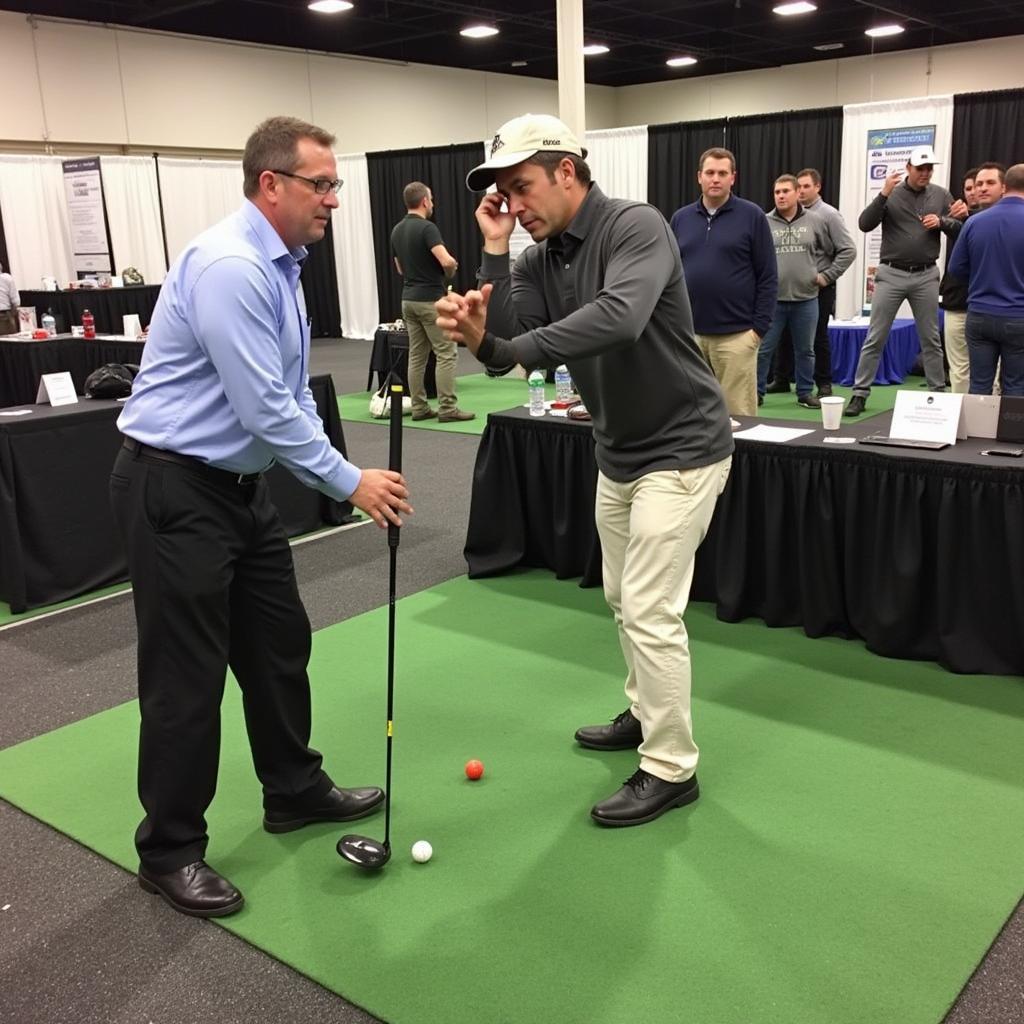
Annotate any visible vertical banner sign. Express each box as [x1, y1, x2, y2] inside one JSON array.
[[862, 126, 935, 310], [62, 157, 112, 275]]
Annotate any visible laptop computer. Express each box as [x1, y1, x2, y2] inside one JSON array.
[[858, 434, 950, 451]]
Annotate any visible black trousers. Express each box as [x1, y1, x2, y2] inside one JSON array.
[[110, 447, 332, 873], [773, 282, 836, 388]]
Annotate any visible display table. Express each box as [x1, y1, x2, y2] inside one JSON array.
[[19, 285, 161, 336], [0, 335, 147, 408], [465, 407, 1024, 675], [828, 318, 920, 386], [367, 328, 436, 397], [0, 375, 354, 613]]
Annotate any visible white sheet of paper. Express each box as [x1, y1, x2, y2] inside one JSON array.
[[35, 372, 79, 406], [0, 408, 34, 416], [731, 424, 815, 443], [889, 390, 964, 445]]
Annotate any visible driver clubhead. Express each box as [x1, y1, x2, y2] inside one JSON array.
[[337, 833, 391, 870]]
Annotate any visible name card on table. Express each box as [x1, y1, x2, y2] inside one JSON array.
[[36, 372, 79, 407], [889, 390, 964, 446]]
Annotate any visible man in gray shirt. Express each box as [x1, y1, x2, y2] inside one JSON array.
[[0, 260, 19, 335], [846, 145, 968, 416], [437, 113, 733, 829]]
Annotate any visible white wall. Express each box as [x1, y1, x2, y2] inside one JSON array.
[[0, 11, 617, 153], [615, 34, 1024, 126]]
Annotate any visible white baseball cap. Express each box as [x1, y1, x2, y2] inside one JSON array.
[[908, 146, 940, 167], [466, 113, 588, 191]]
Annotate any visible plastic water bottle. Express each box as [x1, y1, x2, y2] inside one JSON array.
[[554, 364, 573, 402], [82, 308, 96, 339], [41, 310, 56, 337], [528, 369, 546, 417]]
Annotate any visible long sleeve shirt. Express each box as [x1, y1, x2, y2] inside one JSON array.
[[766, 206, 833, 302], [858, 181, 961, 264], [118, 200, 361, 501], [948, 195, 1024, 317], [801, 197, 856, 283], [476, 185, 733, 483], [0, 271, 18, 312], [669, 194, 778, 337]]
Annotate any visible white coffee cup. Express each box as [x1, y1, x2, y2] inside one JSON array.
[[820, 395, 845, 430]]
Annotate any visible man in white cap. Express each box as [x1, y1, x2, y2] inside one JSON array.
[[437, 113, 734, 828], [846, 145, 968, 416]]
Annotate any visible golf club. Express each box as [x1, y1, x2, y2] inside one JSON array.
[[337, 375, 404, 870]]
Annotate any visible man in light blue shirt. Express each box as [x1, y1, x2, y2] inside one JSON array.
[[112, 116, 412, 919]]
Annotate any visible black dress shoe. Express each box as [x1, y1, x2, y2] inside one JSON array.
[[263, 785, 385, 834], [574, 708, 643, 750], [591, 768, 699, 827], [817, 383, 834, 398], [766, 379, 791, 394], [845, 394, 867, 417], [138, 860, 244, 918]]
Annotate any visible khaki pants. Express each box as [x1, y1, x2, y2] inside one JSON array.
[[943, 310, 969, 394], [697, 330, 760, 416], [402, 300, 458, 415], [595, 457, 732, 782]]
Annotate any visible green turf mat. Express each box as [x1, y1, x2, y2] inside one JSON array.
[[340, 373, 543, 434], [759, 381, 907, 422], [0, 582, 132, 627], [2, 572, 1022, 1024]]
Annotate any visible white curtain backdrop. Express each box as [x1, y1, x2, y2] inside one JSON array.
[[584, 124, 649, 203], [0, 154, 75, 287], [836, 95, 954, 319], [100, 156, 167, 285], [156, 157, 243, 266], [332, 152, 379, 340]]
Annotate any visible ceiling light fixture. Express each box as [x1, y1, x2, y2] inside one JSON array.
[[813, 42, 844, 51], [583, 43, 610, 56], [460, 24, 499, 39], [666, 56, 698, 67], [865, 24, 905, 37], [773, 2, 817, 14], [307, 0, 353, 12]]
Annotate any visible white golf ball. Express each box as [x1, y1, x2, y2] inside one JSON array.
[[411, 840, 433, 863]]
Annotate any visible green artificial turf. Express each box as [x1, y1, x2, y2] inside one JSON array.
[[759, 381, 907, 422], [2, 571, 1021, 1024]]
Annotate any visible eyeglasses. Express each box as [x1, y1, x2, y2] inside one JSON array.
[[272, 170, 343, 194]]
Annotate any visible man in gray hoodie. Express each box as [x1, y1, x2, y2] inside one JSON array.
[[757, 175, 845, 408]]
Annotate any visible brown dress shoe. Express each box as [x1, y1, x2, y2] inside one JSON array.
[[438, 409, 475, 422], [263, 785, 385, 834], [411, 408, 437, 421], [138, 860, 244, 918]]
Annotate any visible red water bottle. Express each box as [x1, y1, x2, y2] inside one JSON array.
[[82, 308, 96, 339]]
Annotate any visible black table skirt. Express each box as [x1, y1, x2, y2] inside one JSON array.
[[465, 408, 1024, 676], [368, 329, 436, 397], [19, 286, 161, 336], [0, 375, 353, 613], [0, 336, 147, 408]]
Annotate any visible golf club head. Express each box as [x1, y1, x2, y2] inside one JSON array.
[[337, 833, 391, 870]]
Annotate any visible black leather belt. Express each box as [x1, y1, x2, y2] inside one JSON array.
[[122, 437, 263, 485], [880, 260, 935, 273]]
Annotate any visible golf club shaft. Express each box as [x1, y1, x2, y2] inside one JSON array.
[[382, 382, 402, 848]]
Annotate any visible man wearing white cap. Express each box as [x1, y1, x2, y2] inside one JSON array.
[[846, 145, 968, 416], [437, 113, 734, 828]]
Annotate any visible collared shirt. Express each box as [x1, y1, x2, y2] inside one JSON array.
[[118, 200, 360, 501], [477, 184, 733, 483], [948, 195, 1024, 317], [858, 180, 961, 264], [0, 271, 18, 311]]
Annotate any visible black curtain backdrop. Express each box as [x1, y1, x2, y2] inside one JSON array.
[[366, 141, 485, 323], [647, 118, 727, 221], [950, 88, 1024, 196], [300, 218, 342, 338], [725, 107, 843, 210]]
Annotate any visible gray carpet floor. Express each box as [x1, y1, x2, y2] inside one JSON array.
[[0, 338, 1020, 1024]]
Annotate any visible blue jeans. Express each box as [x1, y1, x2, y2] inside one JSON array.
[[966, 311, 1024, 396], [757, 298, 817, 398]]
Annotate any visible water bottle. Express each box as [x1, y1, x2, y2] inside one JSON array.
[[82, 308, 96, 339], [528, 369, 546, 417], [41, 310, 56, 337], [554, 364, 573, 402]]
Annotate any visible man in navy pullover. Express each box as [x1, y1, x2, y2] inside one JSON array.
[[947, 163, 1024, 395], [671, 148, 778, 417]]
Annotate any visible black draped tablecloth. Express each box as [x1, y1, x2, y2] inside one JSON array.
[[19, 285, 161, 335], [0, 335, 147, 407], [465, 407, 1024, 676], [368, 328, 436, 396], [0, 375, 354, 613]]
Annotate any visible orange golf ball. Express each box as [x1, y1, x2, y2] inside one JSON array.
[[465, 759, 484, 780]]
